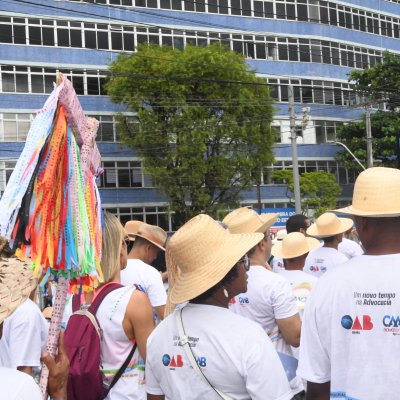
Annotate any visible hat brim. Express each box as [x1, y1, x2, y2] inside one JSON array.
[[256, 214, 278, 233], [334, 205, 400, 217], [272, 237, 321, 259], [134, 232, 166, 251], [306, 217, 353, 238], [167, 231, 263, 305]]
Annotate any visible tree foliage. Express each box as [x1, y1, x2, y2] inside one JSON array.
[[336, 111, 400, 169], [271, 170, 341, 216], [105, 44, 276, 227], [337, 52, 400, 169]]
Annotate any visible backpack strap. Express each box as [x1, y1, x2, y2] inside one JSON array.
[[72, 293, 81, 313], [88, 282, 124, 315]]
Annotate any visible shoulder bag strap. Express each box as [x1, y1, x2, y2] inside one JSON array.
[[175, 309, 233, 400], [104, 341, 137, 396]]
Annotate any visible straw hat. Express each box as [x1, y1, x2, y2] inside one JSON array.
[[272, 229, 287, 245], [0, 258, 37, 324], [335, 167, 400, 217], [166, 214, 263, 309], [135, 223, 168, 251], [223, 207, 278, 234], [124, 220, 144, 241], [272, 232, 320, 259], [307, 212, 353, 238]]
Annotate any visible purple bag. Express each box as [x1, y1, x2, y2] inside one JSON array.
[[64, 283, 123, 400]]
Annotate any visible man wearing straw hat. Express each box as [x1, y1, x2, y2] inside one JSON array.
[[121, 222, 168, 320], [272, 232, 320, 319], [0, 258, 69, 399], [146, 214, 292, 400], [303, 212, 352, 278], [298, 167, 400, 399], [223, 207, 303, 398]]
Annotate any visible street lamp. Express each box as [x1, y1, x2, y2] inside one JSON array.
[[326, 141, 366, 170]]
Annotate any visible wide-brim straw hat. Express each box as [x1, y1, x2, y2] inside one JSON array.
[[272, 232, 320, 259], [165, 214, 263, 313], [335, 167, 400, 217], [223, 207, 278, 234], [0, 258, 37, 324], [135, 223, 167, 251], [307, 212, 353, 238], [124, 220, 144, 241]]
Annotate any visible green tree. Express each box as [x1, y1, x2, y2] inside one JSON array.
[[336, 112, 400, 169], [271, 170, 341, 216], [105, 44, 276, 227], [336, 52, 400, 169]]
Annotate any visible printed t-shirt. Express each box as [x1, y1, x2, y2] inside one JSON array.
[[121, 259, 166, 307], [0, 299, 48, 369], [0, 367, 42, 399], [146, 303, 292, 400], [298, 254, 400, 399], [271, 255, 285, 273], [229, 265, 302, 396], [338, 237, 364, 259], [97, 286, 145, 400], [275, 269, 319, 318], [303, 246, 348, 278]]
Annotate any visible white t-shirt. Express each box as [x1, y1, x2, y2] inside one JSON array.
[[0, 299, 48, 369], [338, 237, 364, 259], [271, 255, 285, 273], [303, 246, 348, 278], [276, 269, 319, 317], [0, 367, 42, 399], [121, 259, 166, 307], [146, 303, 292, 400], [298, 254, 400, 399], [229, 265, 302, 396]]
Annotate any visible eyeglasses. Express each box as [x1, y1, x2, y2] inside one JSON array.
[[264, 232, 273, 241], [236, 254, 250, 271]]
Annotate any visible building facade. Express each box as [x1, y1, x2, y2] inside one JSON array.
[[0, 0, 399, 229]]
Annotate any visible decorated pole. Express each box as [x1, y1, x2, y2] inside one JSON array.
[[0, 73, 103, 398]]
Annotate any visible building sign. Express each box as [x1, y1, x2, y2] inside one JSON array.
[[257, 208, 296, 228]]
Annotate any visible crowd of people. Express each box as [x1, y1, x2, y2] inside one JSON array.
[[1, 166, 400, 399]]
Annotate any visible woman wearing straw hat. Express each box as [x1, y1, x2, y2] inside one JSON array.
[[145, 214, 292, 400], [303, 212, 352, 278]]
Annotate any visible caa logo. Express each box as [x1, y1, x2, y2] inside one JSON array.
[[341, 315, 373, 332], [382, 315, 400, 334], [162, 354, 183, 368], [309, 265, 319, 272]]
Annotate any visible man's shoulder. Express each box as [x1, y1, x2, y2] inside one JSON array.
[[126, 258, 160, 275]]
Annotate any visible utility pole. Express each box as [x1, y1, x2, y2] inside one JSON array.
[[365, 108, 373, 168], [288, 85, 301, 214]]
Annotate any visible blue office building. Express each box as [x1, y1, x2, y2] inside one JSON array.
[[0, 0, 399, 229]]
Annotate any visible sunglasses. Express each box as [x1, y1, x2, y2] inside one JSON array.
[[122, 236, 130, 247], [236, 254, 250, 271]]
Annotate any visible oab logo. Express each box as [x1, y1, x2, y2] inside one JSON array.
[[341, 315, 373, 333], [162, 354, 183, 368]]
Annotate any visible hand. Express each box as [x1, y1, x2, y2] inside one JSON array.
[[41, 332, 70, 399]]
